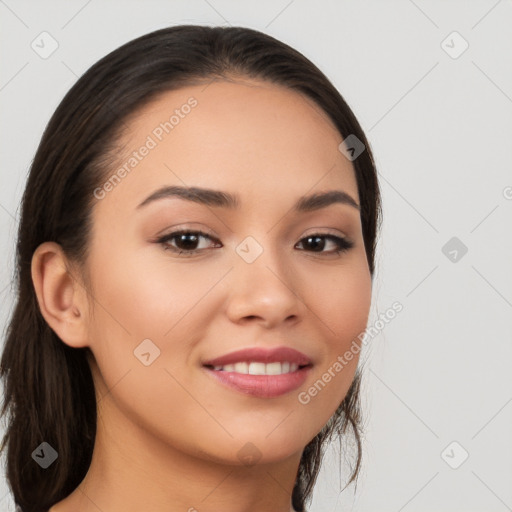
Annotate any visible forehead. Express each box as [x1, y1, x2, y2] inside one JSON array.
[[94, 78, 358, 215]]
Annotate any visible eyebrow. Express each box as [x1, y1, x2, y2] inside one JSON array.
[[136, 185, 360, 212]]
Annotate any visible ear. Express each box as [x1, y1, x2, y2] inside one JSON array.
[[31, 241, 90, 348]]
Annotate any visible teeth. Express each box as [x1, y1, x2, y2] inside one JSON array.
[[264, 362, 282, 375], [211, 362, 301, 375], [249, 362, 266, 375], [234, 362, 249, 373]]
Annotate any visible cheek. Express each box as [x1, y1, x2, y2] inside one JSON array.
[[304, 256, 372, 350], [89, 247, 214, 338], [84, 254, 213, 450], [332, 269, 372, 346], [85, 250, 224, 393], [295, 257, 372, 416]]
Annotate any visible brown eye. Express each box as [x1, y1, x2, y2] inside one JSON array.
[[296, 234, 354, 254], [156, 231, 353, 257], [157, 230, 221, 255]]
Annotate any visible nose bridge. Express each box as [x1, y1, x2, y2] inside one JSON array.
[[226, 233, 301, 324]]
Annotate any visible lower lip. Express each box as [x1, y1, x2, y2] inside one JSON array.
[[203, 365, 312, 398]]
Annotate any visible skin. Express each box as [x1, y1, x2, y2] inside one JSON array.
[[32, 77, 372, 512]]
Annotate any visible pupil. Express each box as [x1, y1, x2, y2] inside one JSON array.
[[178, 234, 198, 250], [306, 236, 324, 251]]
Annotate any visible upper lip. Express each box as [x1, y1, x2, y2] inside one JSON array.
[[202, 346, 313, 367]]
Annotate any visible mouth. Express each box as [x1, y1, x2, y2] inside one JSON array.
[[202, 363, 312, 398], [201, 345, 313, 369], [201, 346, 314, 398], [203, 361, 312, 375]]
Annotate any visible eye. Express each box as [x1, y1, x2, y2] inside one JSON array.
[[157, 230, 221, 256], [295, 234, 354, 254], [156, 230, 354, 257]]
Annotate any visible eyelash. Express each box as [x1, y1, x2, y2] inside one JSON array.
[[156, 229, 354, 257]]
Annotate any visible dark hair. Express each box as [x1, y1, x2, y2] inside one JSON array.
[[0, 25, 381, 512]]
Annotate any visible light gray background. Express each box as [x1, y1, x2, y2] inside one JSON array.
[[1, 1, 511, 511]]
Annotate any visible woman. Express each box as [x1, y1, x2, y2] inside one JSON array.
[[1, 25, 381, 512]]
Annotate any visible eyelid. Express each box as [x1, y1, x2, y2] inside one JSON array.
[[155, 225, 355, 260], [155, 225, 350, 244], [300, 226, 350, 241], [154, 223, 218, 239]]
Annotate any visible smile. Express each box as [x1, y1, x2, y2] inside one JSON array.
[[203, 363, 312, 398], [206, 361, 304, 375]]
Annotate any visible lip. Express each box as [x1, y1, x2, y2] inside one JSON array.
[[202, 346, 313, 367], [203, 365, 312, 398], [201, 346, 313, 398]]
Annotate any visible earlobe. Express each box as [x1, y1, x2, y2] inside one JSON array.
[[31, 241, 90, 348]]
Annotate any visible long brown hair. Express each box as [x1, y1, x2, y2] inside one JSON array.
[[0, 25, 381, 512]]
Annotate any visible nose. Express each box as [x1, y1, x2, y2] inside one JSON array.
[[224, 245, 303, 329]]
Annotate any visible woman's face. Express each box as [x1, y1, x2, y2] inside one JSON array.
[[84, 78, 372, 465]]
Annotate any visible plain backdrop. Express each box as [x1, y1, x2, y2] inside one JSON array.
[[1, 1, 511, 511]]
